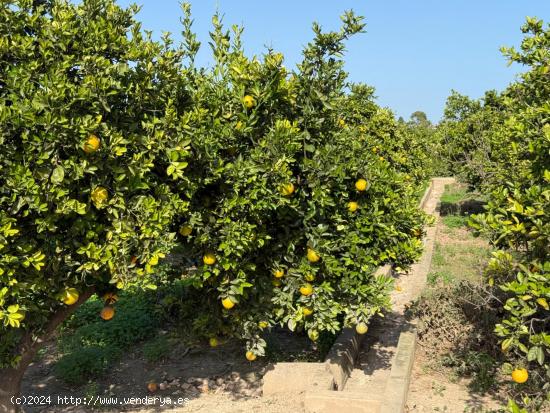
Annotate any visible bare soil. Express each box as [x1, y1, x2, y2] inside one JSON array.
[[406, 182, 505, 413], [21, 328, 315, 412], [407, 347, 502, 413]]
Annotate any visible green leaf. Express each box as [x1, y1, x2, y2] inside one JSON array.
[[51, 166, 65, 184]]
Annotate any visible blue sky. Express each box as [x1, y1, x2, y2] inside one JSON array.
[[118, 0, 550, 122]]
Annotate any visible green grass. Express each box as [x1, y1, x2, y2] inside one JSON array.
[[440, 184, 469, 204], [442, 215, 469, 228], [429, 241, 491, 283]]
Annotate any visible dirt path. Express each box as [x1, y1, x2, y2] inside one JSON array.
[[405, 182, 504, 413]]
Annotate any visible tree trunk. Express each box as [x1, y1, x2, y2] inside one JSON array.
[[0, 288, 95, 413]]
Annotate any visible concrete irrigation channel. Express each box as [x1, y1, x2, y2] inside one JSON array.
[[262, 177, 455, 413]]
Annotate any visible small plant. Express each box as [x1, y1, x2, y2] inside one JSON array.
[[53, 346, 121, 386], [441, 351, 498, 394], [143, 336, 171, 363], [442, 215, 469, 229]]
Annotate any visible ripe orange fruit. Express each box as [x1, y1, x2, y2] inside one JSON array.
[[348, 201, 358, 212], [307, 248, 320, 263], [356, 322, 368, 335], [302, 307, 313, 316], [83, 134, 101, 153], [91, 186, 108, 204], [305, 273, 315, 282], [179, 225, 192, 236], [221, 297, 235, 309], [355, 179, 368, 192], [209, 337, 219, 347], [511, 368, 528, 384], [62, 288, 79, 305], [203, 253, 216, 265], [280, 183, 295, 196], [100, 305, 115, 320], [273, 269, 285, 278], [242, 95, 255, 109], [245, 351, 256, 361], [147, 382, 158, 393], [300, 283, 313, 296]]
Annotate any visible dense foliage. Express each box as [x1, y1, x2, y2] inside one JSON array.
[[439, 18, 549, 410], [172, 9, 433, 356], [0, 0, 191, 373], [0, 3, 439, 404]]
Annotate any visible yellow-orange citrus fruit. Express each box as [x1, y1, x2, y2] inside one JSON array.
[[62, 288, 79, 305], [179, 225, 192, 236], [100, 305, 115, 320], [348, 201, 358, 212], [302, 307, 313, 316], [280, 183, 295, 196], [91, 186, 108, 204], [221, 297, 235, 309], [273, 269, 285, 278], [203, 253, 216, 265], [307, 248, 320, 263], [355, 179, 368, 192], [300, 283, 314, 296], [83, 134, 101, 153], [209, 337, 219, 347], [511, 368, 528, 384], [242, 95, 255, 109], [147, 382, 158, 393], [245, 351, 257, 361], [356, 322, 369, 335]]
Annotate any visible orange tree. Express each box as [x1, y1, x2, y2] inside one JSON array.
[[470, 19, 550, 410], [436, 90, 506, 189], [0, 0, 193, 409], [441, 18, 549, 411], [174, 10, 429, 357]]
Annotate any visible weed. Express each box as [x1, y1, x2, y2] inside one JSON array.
[[53, 346, 121, 385], [143, 336, 171, 362]]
